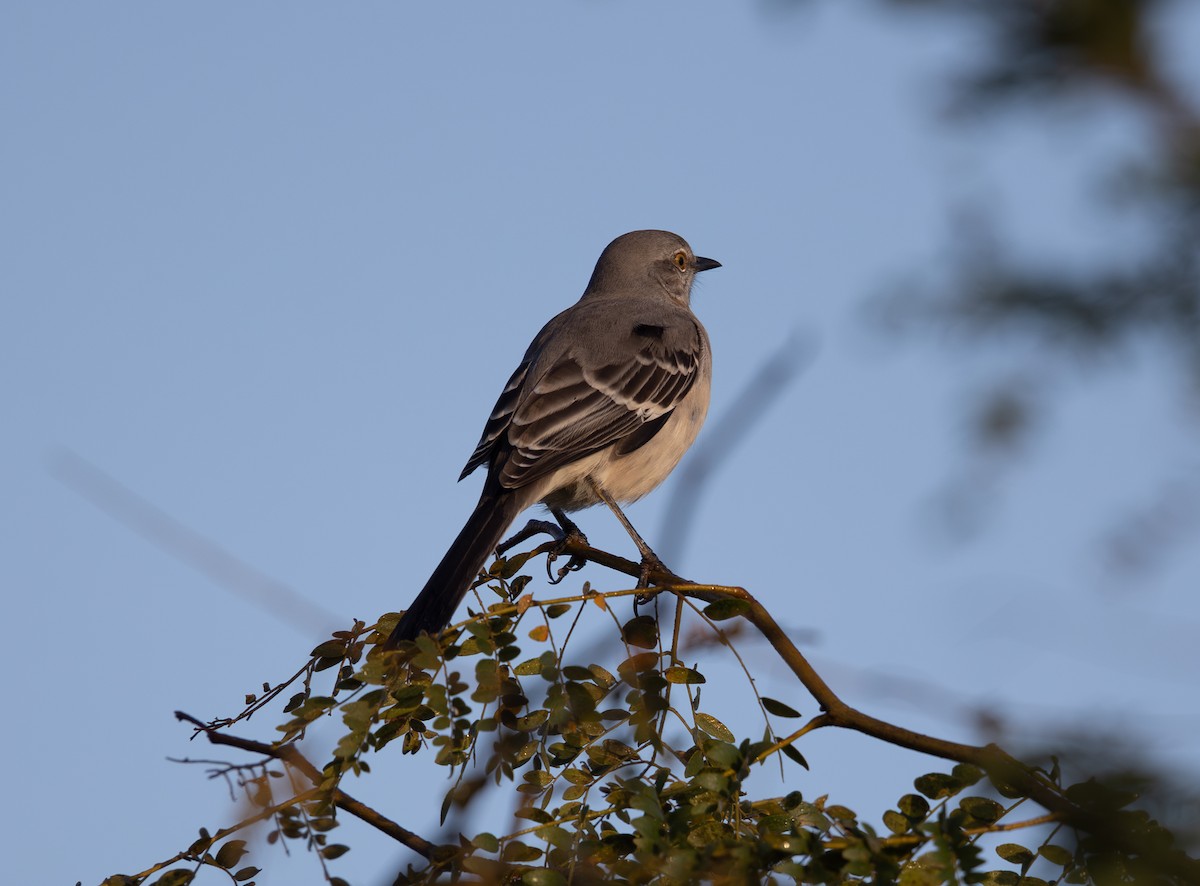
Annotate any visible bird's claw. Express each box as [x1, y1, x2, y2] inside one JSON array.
[[634, 552, 669, 604], [545, 528, 589, 584], [498, 518, 589, 585]]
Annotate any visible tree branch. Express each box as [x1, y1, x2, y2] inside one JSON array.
[[174, 711, 435, 860], [541, 539, 1200, 882]]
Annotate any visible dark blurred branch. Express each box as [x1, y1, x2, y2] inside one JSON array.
[[51, 450, 339, 636], [659, 331, 813, 562]]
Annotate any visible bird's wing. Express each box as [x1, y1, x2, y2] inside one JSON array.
[[493, 319, 703, 490], [459, 359, 530, 481]]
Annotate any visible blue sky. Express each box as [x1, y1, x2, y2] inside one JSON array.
[[4, 3, 1199, 884]]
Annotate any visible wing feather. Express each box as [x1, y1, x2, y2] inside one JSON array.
[[461, 314, 705, 491], [498, 328, 702, 488]]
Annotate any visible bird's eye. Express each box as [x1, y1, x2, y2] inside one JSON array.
[[673, 251, 688, 270]]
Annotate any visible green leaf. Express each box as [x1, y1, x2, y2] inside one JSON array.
[[462, 856, 508, 879], [694, 712, 735, 742], [522, 869, 567, 886], [537, 825, 573, 850], [151, 872, 195, 886], [1039, 844, 1073, 867], [914, 772, 959, 800], [996, 843, 1035, 866], [617, 652, 659, 681], [586, 745, 619, 768], [702, 598, 750, 621], [960, 795, 1005, 823], [561, 768, 590, 785], [187, 829, 213, 855], [664, 665, 706, 684], [310, 640, 346, 659], [516, 709, 549, 731], [691, 769, 729, 793], [501, 840, 543, 862], [780, 743, 809, 769], [472, 832, 500, 852], [512, 739, 538, 764], [977, 873, 1019, 886], [496, 549, 535, 577], [704, 740, 742, 769], [214, 840, 248, 869], [587, 664, 616, 687], [388, 682, 425, 709], [883, 809, 909, 834], [788, 800, 831, 832], [233, 868, 260, 882], [761, 697, 801, 718], [687, 818, 726, 847], [825, 804, 856, 824], [898, 852, 949, 886], [513, 656, 542, 676], [898, 793, 930, 819], [621, 615, 659, 649], [952, 762, 984, 786], [321, 844, 350, 860]]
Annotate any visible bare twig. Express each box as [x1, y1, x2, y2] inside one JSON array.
[[174, 711, 435, 859]]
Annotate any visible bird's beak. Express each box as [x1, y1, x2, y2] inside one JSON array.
[[693, 256, 721, 273]]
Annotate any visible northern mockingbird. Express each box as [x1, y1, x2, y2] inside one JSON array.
[[386, 230, 720, 646]]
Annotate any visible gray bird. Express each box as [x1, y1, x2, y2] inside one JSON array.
[[386, 230, 720, 645]]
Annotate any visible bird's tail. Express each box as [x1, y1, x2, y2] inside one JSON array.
[[385, 491, 525, 647]]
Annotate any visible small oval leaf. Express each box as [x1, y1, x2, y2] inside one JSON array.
[[694, 712, 735, 742], [702, 598, 750, 621], [762, 697, 801, 718]]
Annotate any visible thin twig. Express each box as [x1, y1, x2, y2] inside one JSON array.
[[174, 711, 435, 859]]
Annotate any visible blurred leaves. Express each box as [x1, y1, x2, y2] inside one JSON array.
[[877, 0, 1200, 388], [863, 0, 1200, 572]]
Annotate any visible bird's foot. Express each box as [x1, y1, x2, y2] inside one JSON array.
[[496, 518, 589, 585], [635, 552, 669, 603], [545, 530, 589, 585], [497, 519, 564, 556], [541, 508, 589, 583]]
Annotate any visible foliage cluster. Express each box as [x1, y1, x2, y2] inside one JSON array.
[[101, 546, 1196, 886]]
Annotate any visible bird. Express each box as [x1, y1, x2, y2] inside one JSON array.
[[385, 230, 720, 646]]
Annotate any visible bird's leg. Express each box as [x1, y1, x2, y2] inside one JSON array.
[[545, 507, 589, 582], [496, 509, 589, 585], [585, 478, 670, 597]]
